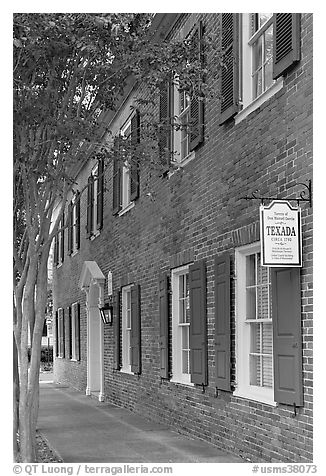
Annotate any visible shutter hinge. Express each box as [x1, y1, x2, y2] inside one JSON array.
[[202, 383, 206, 394], [292, 402, 298, 418]]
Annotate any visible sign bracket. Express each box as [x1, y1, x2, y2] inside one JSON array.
[[241, 180, 312, 208]]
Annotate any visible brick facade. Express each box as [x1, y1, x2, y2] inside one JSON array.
[[53, 13, 313, 462]]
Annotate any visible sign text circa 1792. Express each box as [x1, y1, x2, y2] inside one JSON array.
[[260, 200, 302, 267]]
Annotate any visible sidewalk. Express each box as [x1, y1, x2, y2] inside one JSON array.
[[38, 380, 243, 464]]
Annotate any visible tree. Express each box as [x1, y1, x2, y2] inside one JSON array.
[[13, 12, 221, 462]]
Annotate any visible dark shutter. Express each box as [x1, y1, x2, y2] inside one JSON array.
[[112, 157, 122, 215], [60, 213, 64, 263], [130, 284, 141, 374], [67, 306, 72, 359], [189, 260, 207, 386], [219, 13, 240, 125], [113, 290, 121, 370], [75, 191, 80, 250], [272, 267, 303, 406], [189, 20, 204, 151], [67, 203, 73, 256], [75, 303, 81, 361], [158, 80, 172, 172], [96, 158, 104, 230], [159, 273, 169, 379], [130, 110, 140, 201], [55, 310, 58, 357], [86, 176, 93, 237], [273, 14, 301, 80], [214, 253, 231, 391]]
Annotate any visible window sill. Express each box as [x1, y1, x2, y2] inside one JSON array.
[[56, 262, 63, 269], [168, 151, 195, 178], [118, 201, 135, 216], [120, 368, 135, 375], [235, 78, 284, 125], [71, 249, 79, 257], [233, 387, 277, 407], [170, 377, 194, 387], [90, 230, 101, 241]]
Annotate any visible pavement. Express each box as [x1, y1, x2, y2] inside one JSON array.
[[38, 374, 243, 464]]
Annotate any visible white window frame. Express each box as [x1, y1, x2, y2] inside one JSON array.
[[171, 81, 195, 168], [71, 302, 79, 361], [71, 195, 78, 255], [118, 118, 135, 215], [236, 13, 283, 125], [234, 242, 276, 406], [171, 264, 194, 386], [121, 285, 132, 374], [90, 163, 99, 238], [57, 219, 63, 267], [57, 308, 64, 358]]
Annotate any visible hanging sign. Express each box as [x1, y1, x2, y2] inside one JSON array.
[[260, 200, 302, 267]]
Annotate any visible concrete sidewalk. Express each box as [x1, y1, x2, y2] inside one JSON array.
[[38, 381, 243, 464]]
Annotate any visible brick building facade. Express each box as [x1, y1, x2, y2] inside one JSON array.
[[53, 13, 313, 462]]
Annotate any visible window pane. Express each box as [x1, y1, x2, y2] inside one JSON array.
[[251, 323, 261, 353], [262, 355, 273, 387], [246, 254, 256, 286], [259, 13, 272, 28], [262, 323, 273, 354], [246, 288, 256, 319], [253, 36, 263, 71]]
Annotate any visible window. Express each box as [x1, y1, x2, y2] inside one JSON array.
[[172, 86, 193, 164], [112, 111, 140, 215], [234, 243, 275, 405], [57, 308, 65, 358], [86, 159, 104, 238], [121, 285, 132, 373], [54, 215, 64, 267], [71, 302, 80, 361], [68, 192, 80, 255], [171, 265, 192, 385]]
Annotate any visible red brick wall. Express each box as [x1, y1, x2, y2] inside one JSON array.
[[53, 13, 313, 463]]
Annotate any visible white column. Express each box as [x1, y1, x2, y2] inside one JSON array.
[[84, 286, 91, 396], [97, 281, 105, 402]]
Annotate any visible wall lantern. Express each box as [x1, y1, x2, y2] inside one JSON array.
[[99, 300, 113, 325]]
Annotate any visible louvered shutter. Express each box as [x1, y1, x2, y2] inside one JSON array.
[[112, 157, 122, 215], [130, 284, 141, 374], [272, 267, 303, 406], [75, 191, 80, 250], [67, 306, 72, 359], [113, 290, 121, 370], [159, 81, 172, 172], [214, 253, 231, 391], [130, 110, 140, 201], [55, 310, 58, 357], [96, 158, 104, 230], [219, 13, 240, 125], [159, 273, 169, 379], [75, 303, 81, 361], [273, 14, 301, 80], [189, 20, 204, 151], [67, 203, 73, 256], [189, 260, 207, 386], [86, 176, 93, 237]]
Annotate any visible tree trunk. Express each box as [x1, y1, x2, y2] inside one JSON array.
[[13, 334, 19, 462]]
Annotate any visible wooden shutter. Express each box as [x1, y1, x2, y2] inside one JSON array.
[[67, 306, 72, 359], [159, 80, 172, 172], [219, 13, 240, 125], [159, 273, 169, 379], [67, 203, 73, 256], [112, 157, 122, 215], [75, 302, 81, 361], [189, 260, 207, 386], [130, 284, 141, 374], [113, 290, 121, 370], [130, 111, 140, 201], [75, 191, 80, 250], [86, 176, 93, 237], [96, 158, 104, 230], [55, 310, 58, 357], [189, 20, 204, 151], [272, 267, 303, 406], [214, 253, 231, 391], [273, 14, 301, 80]]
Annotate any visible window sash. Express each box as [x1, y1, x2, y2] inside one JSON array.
[[121, 287, 132, 372]]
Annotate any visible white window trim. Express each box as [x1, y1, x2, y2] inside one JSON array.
[[233, 242, 276, 406], [57, 308, 64, 358], [71, 302, 78, 361], [171, 264, 194, 386], [236, 13, 284, 125], [91, 163, 99, 235], [120, 285, 133, 374], [118, 118, 135, 214], [71, 196, 79, 255]]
